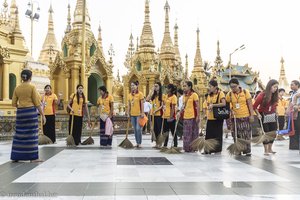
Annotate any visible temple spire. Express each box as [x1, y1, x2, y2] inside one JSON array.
[[139, 0, 155, 49], [278, 57, 289, 92], [185, 54, 189, 79], [97, 23, 103, 53], [72, 0, 91, 30], [193, 27, 203, 68], [65, 3, 72, 34], [174, 22, 181, 63], [160, 0, 174, 55], [214, 40, 223, 67], [126, 33, 135, 61], [38, 3, 59, 64]]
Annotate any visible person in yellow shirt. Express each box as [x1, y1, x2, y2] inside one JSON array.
[[204, 80, 226, 154], [11, 69, 45, 162], [277, 88, 287, 131], [67, 84, 91, 146], [128, 81, 144, 148], [41, 85, 61, 143], [146, 82, 163, 147], [97, 86, 114, 147], [226, 78, 254, 156], [162, 84, 178, 148], [182, 81, 199, 152]]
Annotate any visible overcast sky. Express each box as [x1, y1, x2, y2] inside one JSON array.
[[15, 0, 300, 84]]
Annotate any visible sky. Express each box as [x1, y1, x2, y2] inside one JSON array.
[[14, 0, 300, 84]]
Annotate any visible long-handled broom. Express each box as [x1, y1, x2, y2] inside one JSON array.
[[150, 114, 156, 142], [66, 114, 75, 146], [252, 117, 276, 144], [227, 115, 250, 155], [164, 118, 182, 154], [38, 116, 53, 145], [156, 118, 168, 148], [81, 119, 96, 145], [191, 118, 219, 153], [118, 117, 134, 149]]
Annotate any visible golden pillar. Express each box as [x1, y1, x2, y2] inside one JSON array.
[[106, 75, 113, 94], [64, 77, 69, 100], [81, 0, 87, 97], [71, 66, 80, 94], [2, 62, 10, 101], [50, 79, 55, 94]]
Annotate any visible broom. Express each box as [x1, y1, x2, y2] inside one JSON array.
[[165, 118, 182, 154], [191, 118, 219, 153], [156, 118, 168, 148], [38, 116, 53, 145], [150, 114, 156, 142], [81, 119, 95, 145], [252, 117, 276, 144], [227, 115, 250, 156], [275, 117, 285, 140], [66, 114, 76, 146], [118, 117, 134, 149]]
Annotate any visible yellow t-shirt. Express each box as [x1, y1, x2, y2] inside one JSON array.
[[42, 93, 58, 115], [163, 94, 177, 119], [152, 96, 162, 116], [97, 94, 114, 114], [206, 91, 225, 120], [226, 89, 251, 118], [70, 93, 86, 117], [128, 92, 144, 116], [277, 98, 287, 116], [12, 82, 41, 108], [183, 92, 199, 119]]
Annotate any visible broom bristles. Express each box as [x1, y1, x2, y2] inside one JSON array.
[[38, 134, 53, 145], [191, 137, 219, 152], [227, 139, 247, 156], [119, 138, 134, 149], [165, 147, 181, 154], [156, 134, 167, 147], [252, 134, 275, 144], [150, 129, 156, 142], [81, 137, 94, 145], [203, 139, 219, 152], [160, 146, 168, 152], [66, 135, 75, 146]]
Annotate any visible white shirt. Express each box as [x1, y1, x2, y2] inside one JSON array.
[[144, 101, 152, 113], [178, 95, 183, 111]]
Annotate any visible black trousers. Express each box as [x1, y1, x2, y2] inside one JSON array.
[[205, 119, 224, 153], [43, 115, 56, 143], [69, 115, 83, 145], [163, 119, 177, 147], [290, 112, 300, 150], [154, 116, 162, 138], [278, 116, 285, 130]]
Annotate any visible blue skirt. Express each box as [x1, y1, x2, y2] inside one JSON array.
[[11, 107, 39, 161]]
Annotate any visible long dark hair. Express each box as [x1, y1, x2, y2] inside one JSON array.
[[262, 79, 278, 107], [208, 79, 219, 96], [21, 69, 32, 82], [76, 84, 86, 105], [151, 82, 162, 102], [167, 84, 177, 96], [185, 81, 195, 93]]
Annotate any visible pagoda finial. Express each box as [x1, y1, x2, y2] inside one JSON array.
[[174, 20, 181, 63], [126, 33, 135, 61], [97, 22, 103, 53], [38, 2, 59, 64], [278, 56, 289, 92], [214, 40, 223, 67], [194, 27, 202, 68], [73, 0, 91, 29], [136, 36, 139, 51], [117, 69, 121, 82], [139, 0, 155, 49], [65, 3, 72, 34], [185, 54, 189, 79]]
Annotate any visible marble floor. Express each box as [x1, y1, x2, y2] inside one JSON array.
[[0, 133, 300, 200]]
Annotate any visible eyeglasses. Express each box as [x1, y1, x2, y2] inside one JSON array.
[[230, 85, 238, 89]]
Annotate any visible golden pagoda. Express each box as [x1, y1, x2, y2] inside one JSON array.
[[0, 0, 28, 116], [278, 57, 289, 92], [122, 0, 183, 104], [49, 0, 113, 107], [190, 28, 207, 110]]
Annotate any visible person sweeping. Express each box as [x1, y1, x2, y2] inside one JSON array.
[[226, 78, 254, 156], [253, 79, 279, 156], [41, 85, 62, 144], [181, 81, 200, 153], [67, 84, 91, 146], [97, 86, 114, 147], [128, 81, 144, 148]]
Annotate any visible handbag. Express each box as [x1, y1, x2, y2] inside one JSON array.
[[212, 92, 230, 120], [263, 113, 276, 124]]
